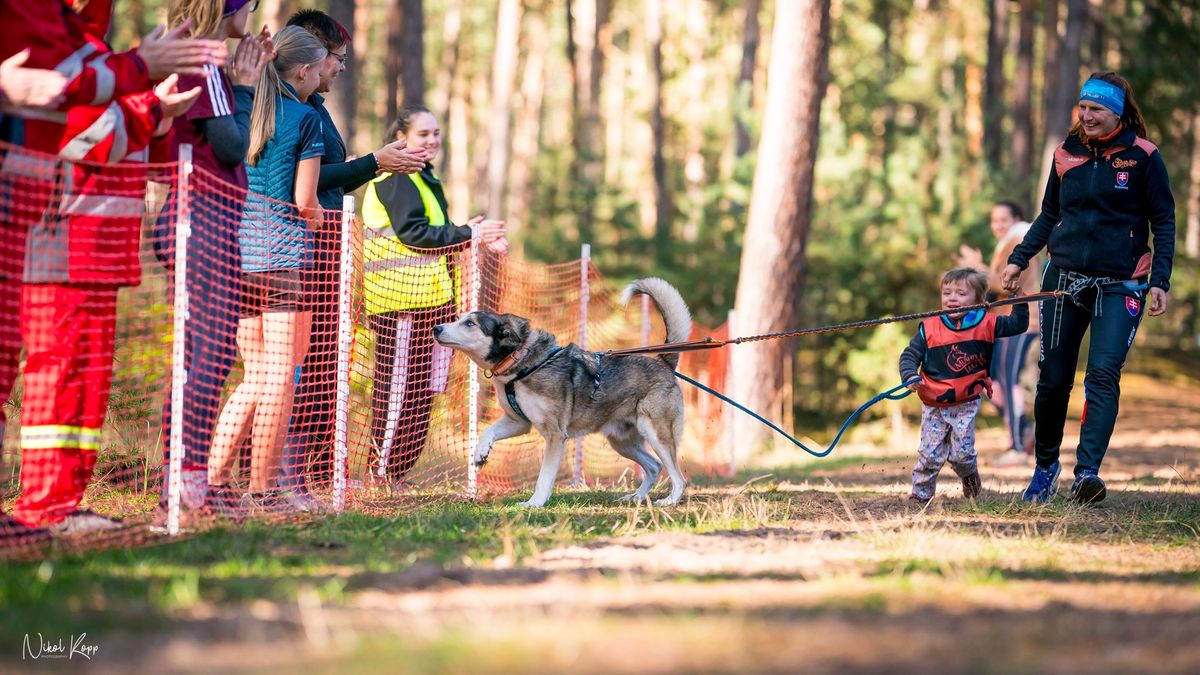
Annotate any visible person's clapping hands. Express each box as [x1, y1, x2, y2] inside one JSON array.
[[152, 73, 202, 136], [230, 27, 272, 87], [469, 215, 509, 254], [374, 138, 429, 174], [0, 49, 68, 108], [137, 20, 228, 80]]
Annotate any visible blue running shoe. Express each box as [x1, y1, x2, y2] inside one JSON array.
[[1070, 469, 1107, 505], [1022, 461, 1060, 503]]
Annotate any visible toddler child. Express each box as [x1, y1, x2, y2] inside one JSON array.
[[899, 267, 1029, 501]]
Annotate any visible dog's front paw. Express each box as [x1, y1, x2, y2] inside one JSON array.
[[515, 499, 546, 508], [473, 445, 492, 467]]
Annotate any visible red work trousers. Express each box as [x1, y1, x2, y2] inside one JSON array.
[[12, 284, 119, 527]]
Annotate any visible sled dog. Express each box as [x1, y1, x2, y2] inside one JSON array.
[[433, 278, 692, 507]]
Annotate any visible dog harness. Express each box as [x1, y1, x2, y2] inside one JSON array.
[[502, 346, 564, 422]]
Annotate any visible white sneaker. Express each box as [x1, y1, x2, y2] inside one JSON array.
[[993, 450, 1032, 467], [50, 510, 122, 537]]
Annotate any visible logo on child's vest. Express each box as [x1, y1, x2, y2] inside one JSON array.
[[946, 345, 987, 374], [1126, 296, 1140, 316], [1115, 171, 1130, 189]]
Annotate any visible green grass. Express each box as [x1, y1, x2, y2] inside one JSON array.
[[0, 488, 792, 644]]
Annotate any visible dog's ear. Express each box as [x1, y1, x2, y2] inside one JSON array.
[[500, 314, 530, 345], [484, 313, 531, 362], [476, 312, 501, 337]]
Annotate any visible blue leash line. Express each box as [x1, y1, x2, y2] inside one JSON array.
[[674, 372, 919, 458]]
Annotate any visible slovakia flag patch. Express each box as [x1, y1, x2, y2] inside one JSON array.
[[1126, 296, 1140, 316]]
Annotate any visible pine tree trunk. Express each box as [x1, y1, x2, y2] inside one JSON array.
[[647, 0, 671, 267], [1038, 0, 1085, 208], [485, 0, 522, 217], [735, 0, 763, 158], [388, 0, 425, 122], [1087, 0, 1104, 67], [1011, 0, 1036, 209], [434, 0, 463, 126], [984, 0, 1009, 168], [351, 0, 380, 153], [385, 2, 402, 126], [730, 0, 831, 455], [446, 67, 471, 215], [327, 0, 357, 151], [508, 3, 549, 243], [1187, 111, 1200, 259], [567, 0, 611, 245]]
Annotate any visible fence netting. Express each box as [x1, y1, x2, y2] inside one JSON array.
[[0, 141, 733, 559]]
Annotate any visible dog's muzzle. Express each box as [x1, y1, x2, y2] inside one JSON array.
[[433, 324, 445, 337]]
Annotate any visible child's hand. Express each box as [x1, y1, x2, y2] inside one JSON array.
[[906, 382, 921, 392]]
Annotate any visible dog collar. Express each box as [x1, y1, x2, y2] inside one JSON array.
[[490, 333, 537, 378]]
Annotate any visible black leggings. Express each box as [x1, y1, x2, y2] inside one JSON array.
[[1034, 264, 1146, 476]]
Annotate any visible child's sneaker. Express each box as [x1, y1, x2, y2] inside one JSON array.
[[961, 472, 981, 499], [1070, 469, 1107, 505], [1021, 461, 1060, 503]]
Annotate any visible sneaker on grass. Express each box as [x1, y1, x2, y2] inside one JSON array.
[[240, 489, 290, 515], [961, 472, 982, 499], [1070, 469, 1107, 505], [50, 510, 122, 537], [1022, 461, 1061, 504], [281, 489, 328, 513]]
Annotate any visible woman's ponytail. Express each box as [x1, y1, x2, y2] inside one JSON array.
[[246, 26, 327, 166]]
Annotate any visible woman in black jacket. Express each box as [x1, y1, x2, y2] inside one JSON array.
[[1002, 71, 1175, 505]]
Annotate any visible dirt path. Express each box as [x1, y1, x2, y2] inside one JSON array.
[[16, 371, 1200, 674]]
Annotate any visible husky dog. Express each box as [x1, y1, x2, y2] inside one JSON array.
[[433, 278, 692, 507]]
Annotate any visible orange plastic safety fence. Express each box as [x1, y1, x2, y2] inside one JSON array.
[[0, 141, 733, 559]]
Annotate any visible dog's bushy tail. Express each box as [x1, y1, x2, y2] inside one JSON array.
[[621, 277, 692, 370]]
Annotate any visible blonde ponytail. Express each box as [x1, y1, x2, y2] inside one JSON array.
[[167, 0, 224, 38], [246, 26, 328, 166]]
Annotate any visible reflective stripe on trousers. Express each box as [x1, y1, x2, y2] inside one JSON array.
[[21, 424, 102, 450]]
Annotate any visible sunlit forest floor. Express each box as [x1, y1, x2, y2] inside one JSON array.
[[3, 357, 1199, 674]]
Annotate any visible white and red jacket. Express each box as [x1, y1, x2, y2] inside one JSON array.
[[1, 0, 166, 287]]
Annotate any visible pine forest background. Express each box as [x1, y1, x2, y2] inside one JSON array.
[[105, 0, 1200, 437]]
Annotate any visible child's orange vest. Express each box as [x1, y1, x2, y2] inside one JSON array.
[[918, 311, 998, 407]]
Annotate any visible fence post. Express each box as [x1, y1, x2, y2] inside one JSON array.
[[641, 294, 651, 346], [166, 144, 193, 536], [724, 308, 738, 477], [333, 195, 355, 512], [573, 244, 590, 488], [466, 231, 482, 499]]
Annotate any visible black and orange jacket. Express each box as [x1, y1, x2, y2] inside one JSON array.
[[898, 304, 1029, 407], [1008, 125, 1175, 291]]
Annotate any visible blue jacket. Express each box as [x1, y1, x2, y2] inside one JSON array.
[[241, 83, 324, 272]]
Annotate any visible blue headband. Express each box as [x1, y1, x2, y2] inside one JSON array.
[[1079, 79, 1125, 117]]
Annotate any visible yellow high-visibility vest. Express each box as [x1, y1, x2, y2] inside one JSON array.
[[361, 172, 454, 315]]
